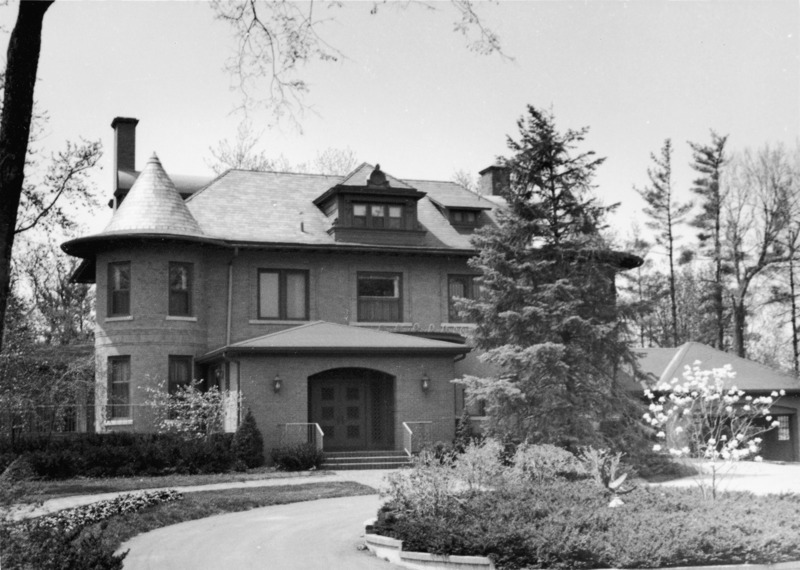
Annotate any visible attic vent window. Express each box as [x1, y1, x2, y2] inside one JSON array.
[[367, 164, 390, 188]]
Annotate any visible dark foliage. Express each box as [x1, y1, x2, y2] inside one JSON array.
[[232, 408, 265, 468], [373, 480, 800, 569], [459, 105, 646, 451], [0, 432, 236, 479], [0, 522, 126, 570], [270, 443, 324, 471]]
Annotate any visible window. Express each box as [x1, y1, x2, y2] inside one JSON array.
[[450, 209, 479, 226], [258, 269, 309, 320], [108, 356, 131, 419], [352, 202, 404, 229], [448, 275, 479, 323], [108, 262, 131, 316], [168, 356, 193, 394], [358, 272, 402, 322], [778, 416, 791, 441], [169, 262, 193, 316]]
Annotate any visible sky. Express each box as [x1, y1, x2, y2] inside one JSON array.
[[1, 0, 798, 238]]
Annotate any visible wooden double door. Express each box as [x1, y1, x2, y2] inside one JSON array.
[[308, 369, 394, 451]]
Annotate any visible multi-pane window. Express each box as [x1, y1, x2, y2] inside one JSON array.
[[357, 272, 402, 322], [169, 262, 193, 316], [258, 269, 309, 320], [778, 416, 791, 441], [352, 202, 403, 229], [108, 262, 131, 316], [448, 275, 479, 323], [108, 356, 131, 419], [168, 356, 193, 394], [450, 209, 479, 226]]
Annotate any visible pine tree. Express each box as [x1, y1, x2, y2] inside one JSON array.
[[636, 139, 692, 347], [459, 105, 644, 451], [689, 131, 729, 349]]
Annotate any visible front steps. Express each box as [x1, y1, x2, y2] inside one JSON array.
[[321, 450, 412, 470]]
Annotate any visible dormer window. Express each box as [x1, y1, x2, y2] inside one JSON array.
[[352, 202, 404, 229], [450, 209, 479, 226], [313, 163, 427, 245]]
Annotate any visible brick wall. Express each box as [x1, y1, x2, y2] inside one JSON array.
[[94, 243, 477, 439], [237, 353, 458, 455]]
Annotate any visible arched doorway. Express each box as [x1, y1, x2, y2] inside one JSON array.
[[308, 368, 395, 451]]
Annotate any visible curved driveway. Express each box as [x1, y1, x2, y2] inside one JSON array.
[[120, 494, 394, 569]]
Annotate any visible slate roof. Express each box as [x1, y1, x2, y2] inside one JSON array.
[[412, 179, 494, 210], [117, 169, 212, 197], [103, 154, 204, 237], [185, 164, 500, 250], [199, 321, 470, 361], [338, 162, 414, 189], [635, 342, 800, 392]]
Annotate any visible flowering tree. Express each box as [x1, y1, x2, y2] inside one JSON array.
[[142, 380, 229, 440], [644, 362, 782, 499]]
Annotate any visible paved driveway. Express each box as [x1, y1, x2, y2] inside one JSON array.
[[655, 460, 800, 495], [120, 494, 394, 569]]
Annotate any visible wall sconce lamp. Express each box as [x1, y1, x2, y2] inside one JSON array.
[[273, 374, 282, 393], [421, 373, 430, 392]]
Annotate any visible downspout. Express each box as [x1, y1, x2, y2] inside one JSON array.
[[226, 247, 238, 347]]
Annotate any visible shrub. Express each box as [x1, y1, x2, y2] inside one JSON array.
[[0, 432, 238, 479], [232, 408, 264, 468], [374, 443, 800, 569], [0, 523, 127, 570], [270, 443, 324, 471], [507, 442, 585, 484]]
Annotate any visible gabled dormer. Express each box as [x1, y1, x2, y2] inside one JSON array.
[[313, 163, 428, 246]]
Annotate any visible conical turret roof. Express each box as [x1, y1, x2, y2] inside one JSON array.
[[103, 153, 204, 237]]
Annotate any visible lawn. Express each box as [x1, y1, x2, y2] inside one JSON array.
[[13, 467, 332, 502]]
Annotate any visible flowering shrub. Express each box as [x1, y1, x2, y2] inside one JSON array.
[[643, 362, 781, 498], [142, 379, 232, 440], [32, 489, 183, 533]]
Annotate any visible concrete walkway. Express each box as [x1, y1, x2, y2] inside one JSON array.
[[9, 469, 396, 521]]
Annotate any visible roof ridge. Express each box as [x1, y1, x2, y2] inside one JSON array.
[[185, 169, 232, 203], [658, 342, 692, 384]]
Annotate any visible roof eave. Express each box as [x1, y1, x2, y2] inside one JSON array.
[[198, 344, 470, 363]]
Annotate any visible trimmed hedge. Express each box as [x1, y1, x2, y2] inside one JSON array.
[[374, 482, 800, 569], [0, 433, 238, 479], [270, 443, 324, 471]]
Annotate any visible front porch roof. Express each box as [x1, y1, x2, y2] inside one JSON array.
[[198, 321, 471, 362]]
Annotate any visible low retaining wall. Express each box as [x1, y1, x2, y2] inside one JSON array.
[[364, 528, 494, 570], [364, 523, 800, 570]]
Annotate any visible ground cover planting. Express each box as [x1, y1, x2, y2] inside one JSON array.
[[372, 440, 800, 569]]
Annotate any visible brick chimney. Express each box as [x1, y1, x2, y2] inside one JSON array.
[[110, 117, 139, 208], [478, 164, 509, 197]]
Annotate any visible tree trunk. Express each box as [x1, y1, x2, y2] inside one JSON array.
[[790, 254, 799, 374], [0, 0, 53, 351], [731, 295, 747, 358]]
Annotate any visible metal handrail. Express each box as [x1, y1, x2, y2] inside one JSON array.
[[278, 422, 324, 452], [402, 421, 432, 456]]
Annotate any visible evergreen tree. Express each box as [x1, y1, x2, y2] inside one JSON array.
[[459, 105, 644, 450], [689, 131, 730, 349], [635, 139, 692, 347]]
